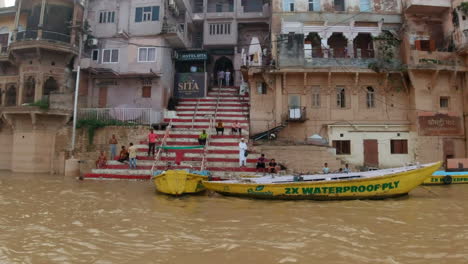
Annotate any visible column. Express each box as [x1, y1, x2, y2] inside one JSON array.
[[318, 31, 330, 58], [12, 0, 23, 41], [70, 2, 79, 45], [37, 0, 47, 39]]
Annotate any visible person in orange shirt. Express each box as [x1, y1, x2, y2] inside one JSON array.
[[148, 129, 159, 156]]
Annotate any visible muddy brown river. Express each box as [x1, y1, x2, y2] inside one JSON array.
[[0, 172, 467, 264]]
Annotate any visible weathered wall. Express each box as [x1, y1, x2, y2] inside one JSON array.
[[253, 144, 345, 173], [0, 125, 12, 170]]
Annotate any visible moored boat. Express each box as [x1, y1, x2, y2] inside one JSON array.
[[152, 169, 210, 195], [424, 159, 468, 185], [203, 162, 441, 200]]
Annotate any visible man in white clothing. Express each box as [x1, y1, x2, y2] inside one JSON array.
[[239, 138, 248, 167], [225, 70, 231, 86]]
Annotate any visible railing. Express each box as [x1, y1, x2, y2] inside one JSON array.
[[15, 30, 71, 44], [207, 4, 234, 13], [200, 117, 214, 171], [287, 107, 307, 122], [151, 120, 173, 174], [78, 108, 163, 125], [191, 99, 200, 129], [304, 48, 375, 59]]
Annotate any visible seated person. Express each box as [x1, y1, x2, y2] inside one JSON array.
[[343, 163, 351, 173], [215, 121, 224, 135], [96, 151, 107, 168], [117, 146, 129, 163], [268, 159, 278, 173], [322, 163, 330, 174], [198, 130, 208, 145], [231, 121, 242, 136], [256, 154, 266, 172]]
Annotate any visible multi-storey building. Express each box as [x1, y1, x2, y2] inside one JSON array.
[[79, 0, 190, 113], [189, 0, 270, 86], [0, 0, 85, 173], [247, 0, 468, 168]]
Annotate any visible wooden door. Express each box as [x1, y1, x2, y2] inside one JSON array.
[[0, 34, 8, 51], [98, 86, 107, 107], [443, 139, 454, 168], [363, 139, 378, 167]]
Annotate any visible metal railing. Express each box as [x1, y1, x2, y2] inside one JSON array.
[[15, 30, 71, 44], [304, 48, 375, 59], [78, 108, 163, 125], [200, 117, 214, 171], [191, 99, 200, 129], [151, 120, 173, 174]]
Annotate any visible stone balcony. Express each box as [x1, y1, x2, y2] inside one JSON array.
[[10, 30, 79, 55], [408, 50, 467, 71], [404, 0, 451, 14], [161, 23, 190, 48]]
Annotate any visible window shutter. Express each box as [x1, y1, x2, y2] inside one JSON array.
[[414, 40, 421, 51], [313, 0, 321, 11], [429, 39, 436, 51], [135, 7, 142, 22], [152, 6, 160, 21]]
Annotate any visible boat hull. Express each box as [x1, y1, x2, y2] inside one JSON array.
[[204, 162, 441, 200], [153, 170, 208, 195], [424, 170, 468, 185]]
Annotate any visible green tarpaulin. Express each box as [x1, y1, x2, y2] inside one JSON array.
[[156, 145, 205, 150]]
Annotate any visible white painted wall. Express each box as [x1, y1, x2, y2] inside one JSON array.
[[328, 125, 414, 168]]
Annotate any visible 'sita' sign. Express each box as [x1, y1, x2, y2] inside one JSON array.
[[174, 73, 206, 98]]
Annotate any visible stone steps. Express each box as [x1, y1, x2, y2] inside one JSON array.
[[85, 86, 253, 180]]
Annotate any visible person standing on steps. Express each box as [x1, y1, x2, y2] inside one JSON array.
[[217, 69, 225, 88], [128, 143, 137, 169], [225, 69, 231, 86], [147, 129, 158, 156], [109, 134, 118, 160], [239, 138, 248, 167]]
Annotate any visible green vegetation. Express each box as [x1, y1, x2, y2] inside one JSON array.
[[29, 99, 49, 110], [77, 118, 135, 144], [368, 31, 406, 73], [459, 2, 468, 15]]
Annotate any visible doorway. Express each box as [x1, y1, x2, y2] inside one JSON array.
[[213, 56, 234, 86], [363, 139, 378, 167], [98, 86, 107, 107], [443, 139, 454, 168]]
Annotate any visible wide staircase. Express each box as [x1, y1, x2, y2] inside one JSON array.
[[84, 86, 256, 180]]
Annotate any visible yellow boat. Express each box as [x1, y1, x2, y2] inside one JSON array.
[[423, 171, 468, 185], [152, 170, 209, 195], [203, 162, 441, 200]]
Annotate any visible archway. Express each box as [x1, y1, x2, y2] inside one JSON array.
[[354, 33, 374, 58], [327, 33, 348, 58], [305, 32, 322, 58], [23, 76, 35, 104], [213, 56, 234, 86], [43, 76, 59, 96], [6, 84, 17, 106]]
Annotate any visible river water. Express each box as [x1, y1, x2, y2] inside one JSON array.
[[0, 172, 467, 264]]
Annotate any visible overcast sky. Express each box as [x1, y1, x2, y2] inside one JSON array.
[[6, 0, 15, 7]]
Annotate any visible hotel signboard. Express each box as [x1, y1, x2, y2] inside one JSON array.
[[418, 113, 463, 136], [174, 72, 207, 98]]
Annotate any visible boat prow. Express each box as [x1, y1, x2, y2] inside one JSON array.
[[203, 162, 441, 200], [153, 170, 209, 195]]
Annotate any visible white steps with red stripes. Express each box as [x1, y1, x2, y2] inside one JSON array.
[[84, 86, 254, 180]]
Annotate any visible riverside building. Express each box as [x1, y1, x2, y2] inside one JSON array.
[[246, 0, 468, 168]]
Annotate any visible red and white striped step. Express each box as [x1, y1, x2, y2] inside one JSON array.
[[85, 86, 253, 180]]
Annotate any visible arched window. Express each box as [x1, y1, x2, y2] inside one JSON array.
[[366, 86, 375, 108], [43, 76, 59, 96], [23, 76, 35, 104], [6, 84, 17, 106]]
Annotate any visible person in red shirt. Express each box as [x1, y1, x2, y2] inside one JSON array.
[[148, 129, 159, 156]]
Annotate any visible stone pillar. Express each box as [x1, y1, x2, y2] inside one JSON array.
[[12, 0, 22, 41], [38, 0, 47, 40], [347, 39, 354, 58], [318, 31, 330, 58], [203, 0, 207, 13], [70, 2, 79, 45]]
